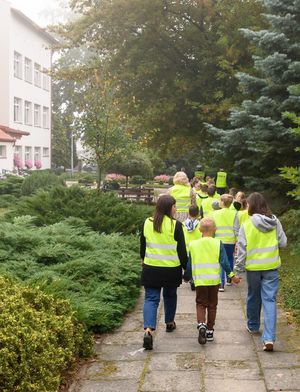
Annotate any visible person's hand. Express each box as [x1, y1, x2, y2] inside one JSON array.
[[232, 275, 242, 284]]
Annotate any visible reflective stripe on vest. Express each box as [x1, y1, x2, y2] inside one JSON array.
[[213, 209, 237, 244], [189, 237, 221, 286], [216, 171, 227, 187], [144, 216, 180, 267], [170, 184, 191, 213], [244, 219, 281, 271]]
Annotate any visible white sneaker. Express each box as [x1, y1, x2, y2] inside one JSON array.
[[219, 284, 225, 292], [263, 341, 274, 351]]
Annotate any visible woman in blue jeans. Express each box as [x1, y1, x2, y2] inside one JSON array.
[[140, 194, 188, 350], [235, 193, 287, 351]]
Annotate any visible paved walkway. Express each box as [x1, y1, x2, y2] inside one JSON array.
[[69, 279, 300, 392]]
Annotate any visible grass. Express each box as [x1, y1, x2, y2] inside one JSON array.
[[279, 247, 300, 325]]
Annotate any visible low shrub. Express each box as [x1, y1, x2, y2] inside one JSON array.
[[21, 171, 64, 196], [0, 218, 141, 331], [131, 175, 145, 185], [7, 186, 153, 234], [0, 175, 24, 196], [0, 276, 92, 392]]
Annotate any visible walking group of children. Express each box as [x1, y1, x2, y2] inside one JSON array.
[[140, 171, 287, 352]]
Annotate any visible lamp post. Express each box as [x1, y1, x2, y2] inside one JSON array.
[[71, 130, 74, 177]]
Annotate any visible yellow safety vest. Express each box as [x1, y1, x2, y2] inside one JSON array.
[[238, 210, 250, 226], [189, 237, 221, 286], [216, 171, 227, 188], [170, 184, 192, 213], [213, 208, 237, 244], [243, 219, 281, 271], [201, 196, 219, 217], [183, 223, 202, 252], [143, 216, 180, 268]]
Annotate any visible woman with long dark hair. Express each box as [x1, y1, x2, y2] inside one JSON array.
[[235, 192, 287, 351], [140, 194, 188, 350]]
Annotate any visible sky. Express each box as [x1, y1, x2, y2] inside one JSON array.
[[9, 0, 69, 27]]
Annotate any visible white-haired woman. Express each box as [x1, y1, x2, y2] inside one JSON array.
[[169, 171, 195, 222]]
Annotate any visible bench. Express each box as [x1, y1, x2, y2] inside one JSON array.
[[117, 188, 154, 204]]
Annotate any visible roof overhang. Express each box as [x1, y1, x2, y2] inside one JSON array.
[[11, 8, 58, 45], [0, 125, 30, 142]]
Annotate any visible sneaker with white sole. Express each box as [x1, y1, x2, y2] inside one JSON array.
[[206, 329, 214, 341], [263, 341, 274, 351], [219, 284, 225, 292], [246, 326, 260, 334], [197, 323, 207, 345]]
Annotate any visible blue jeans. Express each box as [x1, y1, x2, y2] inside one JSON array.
[[246, 269, 279, 342], [143, 287, 177, 330], [221, 243, 235, 285]]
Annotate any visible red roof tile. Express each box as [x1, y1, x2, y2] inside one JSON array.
[[0, 129, 15, 143]]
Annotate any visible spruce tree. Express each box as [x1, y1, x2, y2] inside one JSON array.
[[207, 0, 300, 190]]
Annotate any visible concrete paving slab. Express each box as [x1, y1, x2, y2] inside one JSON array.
[[141, 370, 202, 392], [101, 331, 144, 346], [85, 360, 145, 380], [257, 351, 300, 368], [204, 378, 267, 392], [73, 379, 139, 392], [96, 344, 148, 360], [201, 342, 256, 361], [264, 367, 300, 390], [205, 360, 262, 380], [148, 352, 203, 371]]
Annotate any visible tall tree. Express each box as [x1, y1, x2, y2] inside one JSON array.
[[55, 0, 265, 160], [207, 0, 300, 190]]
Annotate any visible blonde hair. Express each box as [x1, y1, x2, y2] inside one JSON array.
[[173, 171, 189, 186], [220, 194, 233, 208], [200, 217, 216, 233]]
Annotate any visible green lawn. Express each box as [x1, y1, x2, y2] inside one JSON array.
[[279, 248, 300, 326]]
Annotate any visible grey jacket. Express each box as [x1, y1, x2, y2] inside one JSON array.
[[234, 214, 287, 274]]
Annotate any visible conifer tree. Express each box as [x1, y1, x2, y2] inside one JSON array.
[[207, 0, 300, 190]]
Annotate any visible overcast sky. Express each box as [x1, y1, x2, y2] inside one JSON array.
[[9, 0, 69, 27]]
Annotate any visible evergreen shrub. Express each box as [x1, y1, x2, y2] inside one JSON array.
[[0, 175, 23, 196], [0, 276, 92, 392], [0, 218, 141, 331], [21, 171, 64, 196], [8, 186, 153, 234]]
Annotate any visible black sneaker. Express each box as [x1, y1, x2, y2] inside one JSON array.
[[206, 329, 214, 342], [197, 323, 207, 345], [143, 332, 153, 350], [166, 321, 176, 332], [190, 281, 196, 291]]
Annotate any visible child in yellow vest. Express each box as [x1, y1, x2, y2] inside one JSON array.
[[211, 194, 237, 291], [200, 185, 220, 218], [183, 205, 202, 290], [189, 218, 240, 344]]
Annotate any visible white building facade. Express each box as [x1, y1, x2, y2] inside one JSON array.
[[0, 0, 55, 172]]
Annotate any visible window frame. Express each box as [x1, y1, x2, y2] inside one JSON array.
[[14, 51, 22, 79], [14, 97, 22, 123]]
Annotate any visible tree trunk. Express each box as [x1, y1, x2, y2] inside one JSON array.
[[97, 162, 102, 192]]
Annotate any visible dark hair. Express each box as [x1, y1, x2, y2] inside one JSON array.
[[247, 192, 272, 217], [153, 194, 176, 233], [189, 205, 199, 218], [229, 187, 238, 197], [190, 177, 199, 187], [207, 186, 216, 197]]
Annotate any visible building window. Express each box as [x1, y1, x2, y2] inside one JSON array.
[[34, 104, 41, 127], [42, 69, 50, 91], [24, 101, 32, 125], [34, 63, 41, 87], [0, 146, 7, 159], [25, 146, 32, 162], [15, 145, 22, 158], [43, 147, 49, 157], [43, 106, 50, 128], [14, 51, 22, 79], [24, 57, 32, 83], [14, 97, 22, 123], [34, 147, 41, 161]]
